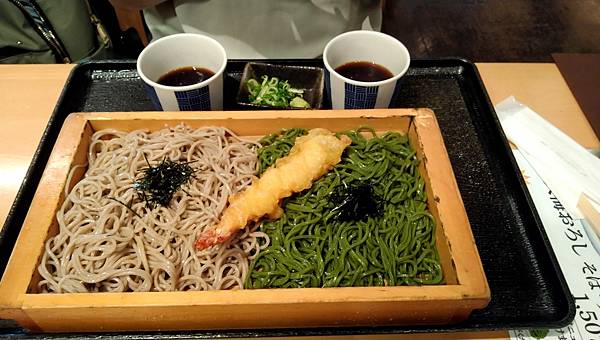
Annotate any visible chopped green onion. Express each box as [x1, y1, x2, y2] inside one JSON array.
[[246, 75, 310, 109]]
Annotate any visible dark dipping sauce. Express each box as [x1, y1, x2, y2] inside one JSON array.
[[157, 66, 215, 87], [335, 61, 394, 82]]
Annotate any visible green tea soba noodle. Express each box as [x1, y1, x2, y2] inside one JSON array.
[[246, 127, 442, 288]]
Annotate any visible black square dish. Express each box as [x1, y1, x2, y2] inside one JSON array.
[[236, 62, 324, 109]]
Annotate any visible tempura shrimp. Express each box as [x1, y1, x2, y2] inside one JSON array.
[[195, 128, 351, 250]]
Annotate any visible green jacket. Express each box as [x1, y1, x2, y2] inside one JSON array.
[[0, 0, 102, 63]]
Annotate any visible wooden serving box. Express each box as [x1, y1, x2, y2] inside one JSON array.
[[0, 109, 489, 332]]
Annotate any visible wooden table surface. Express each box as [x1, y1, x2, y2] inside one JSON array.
[[0, 62, 597, 339]]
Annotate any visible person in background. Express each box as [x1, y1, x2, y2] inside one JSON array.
[[110, 0, 383, 59], [0, 0, 109, 63]]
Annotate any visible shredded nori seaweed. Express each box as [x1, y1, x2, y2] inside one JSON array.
[[329, 182, 383, 222], [133, 155, 196, 208]]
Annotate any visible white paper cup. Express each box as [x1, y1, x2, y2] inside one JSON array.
[[137, 33, 227, 111], [323, 31, 410, 109]]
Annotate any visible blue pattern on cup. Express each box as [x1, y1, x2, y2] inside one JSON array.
[[144, 84, 163, 110], [344, 83, 378, 109], [175, 87, 211, 111]]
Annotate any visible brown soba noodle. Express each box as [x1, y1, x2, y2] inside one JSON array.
[[38, 125, 269, 293]]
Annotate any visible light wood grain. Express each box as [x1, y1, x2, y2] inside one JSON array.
[[477, 63, 600, 149], [1, 109, 488, 332], [0, 64, 74, 234]]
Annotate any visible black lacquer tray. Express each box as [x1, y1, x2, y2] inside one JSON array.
[[0, 59, 574, 337]]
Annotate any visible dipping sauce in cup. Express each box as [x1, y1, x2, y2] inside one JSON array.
[[323, 31, 410, 109], [137, 33, 227, 111], [157, 66, 216, 87], [334, 61, 394, 82]]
